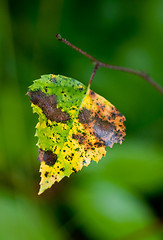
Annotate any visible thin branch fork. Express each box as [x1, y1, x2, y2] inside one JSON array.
[[56, 34, 163, 95]]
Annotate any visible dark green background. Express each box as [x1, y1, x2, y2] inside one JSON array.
[[0, 0, 163, 239]]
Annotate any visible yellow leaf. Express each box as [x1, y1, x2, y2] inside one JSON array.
[[27, 74, 126, 194]]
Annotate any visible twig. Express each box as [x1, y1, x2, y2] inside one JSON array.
[[56, 34, 97, 63], [56, 34, 163, 95]]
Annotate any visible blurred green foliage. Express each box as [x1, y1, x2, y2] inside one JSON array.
[[0, 0, 163, 239]]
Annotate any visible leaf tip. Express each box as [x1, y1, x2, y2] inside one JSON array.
[[38, 184, 46, 195], [38, 188, 43, 195]]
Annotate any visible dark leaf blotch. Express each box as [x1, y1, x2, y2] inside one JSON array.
[[28, 90, 70, 123]]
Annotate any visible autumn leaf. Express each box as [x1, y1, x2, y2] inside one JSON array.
[[27, 74, 126, 194]]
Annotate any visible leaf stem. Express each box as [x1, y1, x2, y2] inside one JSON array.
[[88, 63, 100, 88], [56, 34, 163, 95]]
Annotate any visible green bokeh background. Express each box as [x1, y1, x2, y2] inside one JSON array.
[[0, 0, 163, 239]]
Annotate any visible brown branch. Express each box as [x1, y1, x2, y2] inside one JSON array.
[[56, 34, 97, 63], [56, 34, 163, 95]]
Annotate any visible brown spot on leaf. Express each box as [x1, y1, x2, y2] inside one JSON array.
[[94, 141, 104, 147], [78, 93, 126, 148], [90, 90, 95, 96], [72, 133, 86, 145], [60, 167, 65, 172], [45, 172, 48, 177], [78, 87, 84, 91], [27, 90, 70, 122], [78, 108, 91, 124], [72, 167, 77, 173], [93, 117, 116, 147], [72, 132, 94, 150], [38, 149, 57, 166]]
